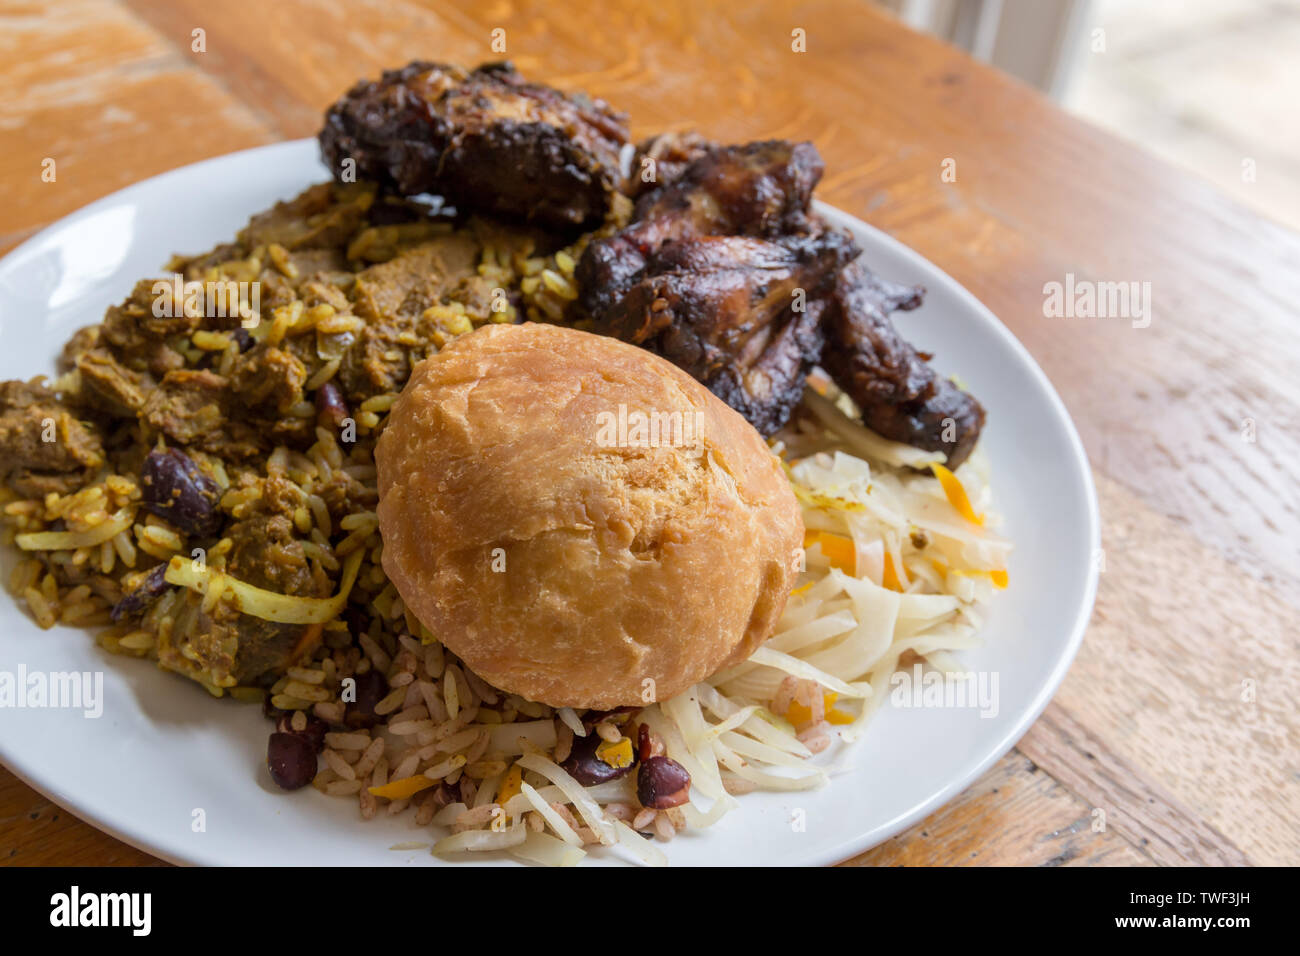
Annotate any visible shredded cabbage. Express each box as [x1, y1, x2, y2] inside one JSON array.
[[16, 508, 134, 551], [165, 548, 363, 624], [611, 820, 668, 867], [516, 753, 617, 845], [518, 782, 583, 845], [510, 830, 586, 867], [433, 824, 526, 855]]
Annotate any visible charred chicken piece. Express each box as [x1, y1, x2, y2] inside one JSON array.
[[633, 140, 825, 238], [820, 261, 985, 467], [319, 61, 629, 231], [581, 136, 985, 454], [592, 231, 859, 435], [577, 140, 826, 316], [624, 131, 716, 198]]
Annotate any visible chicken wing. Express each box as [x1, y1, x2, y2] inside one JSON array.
[[581, 135, 986, 463], [591, 231, 858, 435], [577, 140, 826, 316], [820, 261, 985, 467]]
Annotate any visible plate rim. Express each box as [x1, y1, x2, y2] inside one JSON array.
[[0, 138, 1101, 867]]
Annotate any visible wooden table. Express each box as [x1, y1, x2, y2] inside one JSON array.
[[2, 0, 1296, 867]]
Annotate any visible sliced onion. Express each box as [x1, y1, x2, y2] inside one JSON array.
[[695, 684, 804, 755], [510, 830, 586, 867], [516, 753, 616, 845], [801, 387, 945, 468], [16, 508, 134, 551], [718, 731, 813, 771], [518, 782, 582, 846], [501, 779, 632, 818], [430, 801, 468, 826], [804, 579, 900, 680], [165, 547, 363, 624], [713, 740, 827, 791], [611, 820, 668, 867], [745, 646, 869, 699], [680, 797, 733, 829], [473, 773, 502, 810], [651, 697, 731, 804], [556, 707, 587, 737], [485, 719, 557, 755], [433, 824, 526, 855], [693, 705, 759, 746], [763, 611, 858, 656]]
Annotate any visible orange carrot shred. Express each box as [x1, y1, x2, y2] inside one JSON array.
[[930, 463, 984, 525], [368, 775, 436, 800]]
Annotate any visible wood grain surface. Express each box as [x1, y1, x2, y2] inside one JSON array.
[[1, 0, 1296, 867]]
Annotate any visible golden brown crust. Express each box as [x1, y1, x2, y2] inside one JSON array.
[[375, 323, 802, 708]]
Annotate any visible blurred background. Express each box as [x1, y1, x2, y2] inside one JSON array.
[[878, 0, 1300, 229]]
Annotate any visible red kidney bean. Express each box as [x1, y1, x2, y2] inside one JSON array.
[[139, 448, 222, 536], [276, 713, 329, 754], [560, 729, 636, 786], [267, 732, 317, 790], [637, 756, 691, 809]]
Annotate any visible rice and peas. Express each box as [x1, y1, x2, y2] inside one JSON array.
[[0, 183, 1009, 866]]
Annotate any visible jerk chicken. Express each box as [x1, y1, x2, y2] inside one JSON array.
[[591, 232, 858, 436], [822, 263, 985, 466], [575, 135, 986, 464], [320, 66, 984, 465], [320, 60, 629, 232], [577, 140, 828, 317]]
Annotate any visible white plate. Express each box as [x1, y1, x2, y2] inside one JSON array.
[[0, 139, 1099, 866]]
